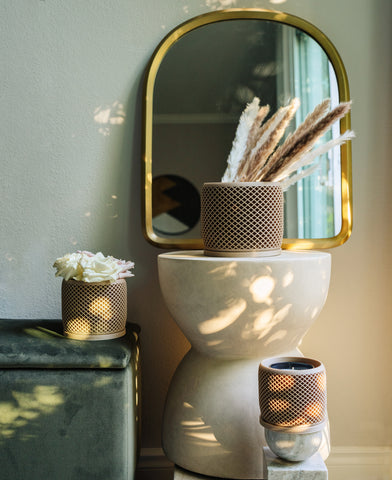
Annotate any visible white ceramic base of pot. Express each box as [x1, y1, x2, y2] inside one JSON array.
[[63, 329, 126, 340]]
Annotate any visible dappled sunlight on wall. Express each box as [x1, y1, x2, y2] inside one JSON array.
[[203, 0, 288, 11], [185, 0, 288, 13], [94, 100, 126, 136]]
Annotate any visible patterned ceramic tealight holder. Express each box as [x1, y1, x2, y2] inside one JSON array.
[[201, 182, 284, 257], [61, 279, 127, 340], [258, 356, 328, 462]]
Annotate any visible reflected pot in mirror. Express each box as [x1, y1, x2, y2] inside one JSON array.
[[258, 356, 328, 462], [201, 182, 284, 257], [61, 279, 127, 340]]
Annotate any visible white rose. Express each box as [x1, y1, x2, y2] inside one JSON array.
[[79, 252, 122, 283], [53, 251, 134, 283], [53, 253, 83, 281]]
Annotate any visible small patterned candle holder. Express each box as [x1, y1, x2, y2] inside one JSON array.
[[258, 356, 328, 462]]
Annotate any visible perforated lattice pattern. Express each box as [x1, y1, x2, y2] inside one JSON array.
[[201, 183, 283, 254], [62, 279, 127, 336], [258, 365, 327, 429]]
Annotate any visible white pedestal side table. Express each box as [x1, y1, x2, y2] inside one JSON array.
[[158, 251, 331, 479]]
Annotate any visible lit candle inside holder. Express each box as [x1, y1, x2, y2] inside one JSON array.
[[271, 361, 314, 371], [259, 356, 328, 462]]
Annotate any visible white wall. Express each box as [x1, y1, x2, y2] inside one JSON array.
[[1, 0, 391, 477]]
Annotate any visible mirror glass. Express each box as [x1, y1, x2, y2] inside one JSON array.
[[143, 10, 352, 250]]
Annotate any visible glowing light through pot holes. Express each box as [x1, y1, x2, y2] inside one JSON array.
[[305, 402, 323, 418], [269, 399, 290, 412], [268, 375, 295, 391], [89, 298, 113, 320]]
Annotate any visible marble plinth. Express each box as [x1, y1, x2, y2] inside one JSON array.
[[263, 447, 328, 479], [159, 251, 331, 479], [174, 451, 328, 480]]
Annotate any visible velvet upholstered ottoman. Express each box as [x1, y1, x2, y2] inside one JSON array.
[[0, 319, 140, 480]]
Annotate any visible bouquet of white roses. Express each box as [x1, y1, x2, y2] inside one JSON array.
[[53, 250, 134, 283]]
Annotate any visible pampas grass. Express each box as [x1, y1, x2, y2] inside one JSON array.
[[274, 129, 355, 183], [221, 97, 354, 189], [239, 98, 300, 181], [279, 163, 321, 192], [221, 97, 261, 182], [235, 104, 270, 179]]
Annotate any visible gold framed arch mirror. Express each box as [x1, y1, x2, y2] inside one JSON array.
[[142, 9, 352, 250]]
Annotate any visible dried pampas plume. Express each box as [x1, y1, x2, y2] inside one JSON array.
[[221, 97, 261, 182], [221, 97, 354, 189]]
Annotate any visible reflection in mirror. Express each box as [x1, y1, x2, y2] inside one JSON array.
[[152, 175, 200, 236], [143, 10, 352, 249]]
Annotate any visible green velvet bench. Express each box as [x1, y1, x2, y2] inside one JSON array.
[[0, 319, 140, 480]]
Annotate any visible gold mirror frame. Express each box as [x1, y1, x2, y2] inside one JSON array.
[[142, 8, 352, 250]]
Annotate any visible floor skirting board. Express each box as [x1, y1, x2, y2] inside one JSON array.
[[136, 447, 392, 480], [137, 448, 174, 470], [135, 448, 174, 480], [326, 447, 392, 480]]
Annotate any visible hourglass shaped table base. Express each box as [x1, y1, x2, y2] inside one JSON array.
[[159, 251, 331, 479]]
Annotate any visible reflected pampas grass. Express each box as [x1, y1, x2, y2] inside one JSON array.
[[221, 97, 354, 190], [221, 97, 260, 182]]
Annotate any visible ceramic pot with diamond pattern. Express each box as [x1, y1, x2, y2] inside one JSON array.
[[61, 279, 127, 340], [201, 182, 284, 257]]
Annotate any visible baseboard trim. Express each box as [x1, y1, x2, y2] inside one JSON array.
[[137, 446, 392, 479], [327, 446, 392, 480], [138, 448, 173, 470]]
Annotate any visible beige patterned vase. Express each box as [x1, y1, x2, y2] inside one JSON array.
[[201, 182, 284, 257], [61, 279, 127, 340]]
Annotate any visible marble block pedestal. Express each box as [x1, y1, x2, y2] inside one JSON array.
[[173, 448, 328, 480], [263, 447, 328, 480], [158, 251, 331, 479]]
